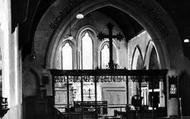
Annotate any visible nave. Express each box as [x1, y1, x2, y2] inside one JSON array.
[[1, 0, 190, 119]]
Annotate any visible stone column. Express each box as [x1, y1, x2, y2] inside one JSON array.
[[0, 0, 22, 118]]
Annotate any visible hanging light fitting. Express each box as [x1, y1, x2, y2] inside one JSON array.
[[76, 12, 84, 19]]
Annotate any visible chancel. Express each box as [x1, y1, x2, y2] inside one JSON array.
[[1, 0, 190, 119]]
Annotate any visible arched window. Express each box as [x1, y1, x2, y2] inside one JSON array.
[[100, 41, 118, 69], [61, 42, 73, 69], [144, 41, 161, 69], [101, 44, 109, 69], [81, 32, 93, 69], [149, 47, 160, 69]]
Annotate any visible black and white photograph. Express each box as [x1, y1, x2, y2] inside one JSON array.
[[0, 0, 190, 119]]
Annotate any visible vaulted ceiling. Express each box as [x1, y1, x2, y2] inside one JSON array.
[[97, 6, 143, 41], [11, 0, 190, 59]]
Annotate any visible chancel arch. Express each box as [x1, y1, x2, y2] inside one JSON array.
[[35, 0, 183, 117], [44, 0, 183, 70]]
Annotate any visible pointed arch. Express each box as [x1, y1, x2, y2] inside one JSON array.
[[144, 40, 161, 69], [58, 38, 75, 69], [149, 46, 160, 69], [98, 39, 119, 68], [45, 0, 183, 69], [81, 32, 93, 69], [77, 27, 96, 69], [100, 43, 109, 69], [61, 42, 73, 70], [131, 45, 144, 70]]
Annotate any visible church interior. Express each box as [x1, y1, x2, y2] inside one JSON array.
[[0, 0, 190, 119]]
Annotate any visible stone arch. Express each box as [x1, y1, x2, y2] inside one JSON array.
[[42, 0, 182, 71], [144, 40, 161, 69], [131, 45, 144, 70], [34, 1, 186, 115]]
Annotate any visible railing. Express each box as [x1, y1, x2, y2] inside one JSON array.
[[50, 69, 167, 76], [51, 69, 168, 84], [50, 69, 168, 119]]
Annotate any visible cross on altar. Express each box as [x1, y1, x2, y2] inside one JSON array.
[[97, 22, 123, 69]]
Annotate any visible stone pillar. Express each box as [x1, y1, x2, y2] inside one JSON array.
[[0, 0, 22, 119]]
